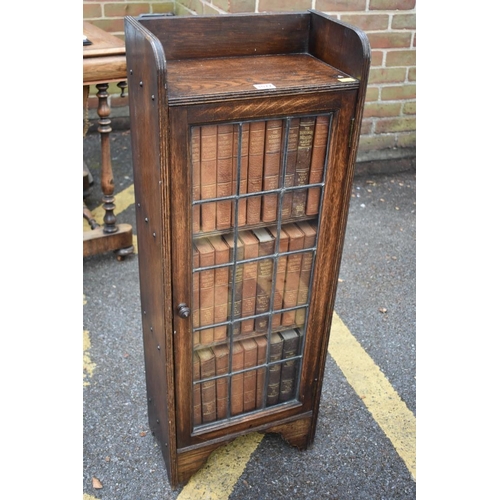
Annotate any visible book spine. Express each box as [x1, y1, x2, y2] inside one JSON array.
[[240, 232, 259, 335], [254, 335, 268, 409], [295, 222, 317, 327], [291, 117, 315, 218], [213, 344, 229, 421], [236, 123, 250, 226], [197, 238, 215, 345], [242, 338, 258, 413], [266, 333, 284, 406], [306, 115, 329, 216], [278, 330, 300, 403], [200, 125, 218, 232], [246, 121, 265, 225], [230, 341, 244, 416], [261, 120, 283, 223], [282, 224, 305, 326], [254, 232, 275, 333], [199, 348, 217, 423], [209, 235, 231, 342], [268, 227, 289, 329], [216, 124, 234, 230], [224, 234, 244, 336], [282, 118, 299, 220], [192, 351, 202, 426], [191, 126, 201, 234], [192, 245, 200, 347]]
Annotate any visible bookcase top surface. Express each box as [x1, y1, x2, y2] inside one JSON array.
[[166, 53, 358, 105]]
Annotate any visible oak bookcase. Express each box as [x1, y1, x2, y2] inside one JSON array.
[[124, 11, 370, 486]]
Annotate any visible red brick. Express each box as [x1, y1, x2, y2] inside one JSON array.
[[397, 132, 416, 148], [363, 102, 401, 118], [176, 0, 204, 15], [358, 134, 397, 151], [368, 67, 406, 84], [370, 50, 384, 67], [367, 32, 412, 49], [104, 3, 151, 17], [402, 101, 416, 115], [360, 119, 373, 135], [83, 3, 102, 18], [152, 2, 176, 14], [369, 0, 415, 10], [229, 0, 256, 12], [386, 49, 416, 67], [316, 0, 365, 11], [91, 18, 125, 34], [392, 13, 416, 29], [340, 14, 389, 31], [375, 116, 415, 133], [365, 87, 379, 102], [381, 84, 416, 100], [408, 67, 416, 81], [258, 0, 311, 11]]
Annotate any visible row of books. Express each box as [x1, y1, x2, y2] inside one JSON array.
[[193, 221, 317, 347], [193, 329, 302, 426], [191, 115, 329, 233]]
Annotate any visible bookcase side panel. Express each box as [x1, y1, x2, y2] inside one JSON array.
[[124, 17, 178, 483]]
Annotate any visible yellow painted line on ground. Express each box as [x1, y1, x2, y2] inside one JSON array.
[[329, 312, 416, 480], [177, 433, 264, 500], [83, 184, 135, 231]]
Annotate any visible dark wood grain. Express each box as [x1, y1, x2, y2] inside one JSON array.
[[124, 11, 370, 487]]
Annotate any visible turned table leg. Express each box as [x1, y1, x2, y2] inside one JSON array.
[[83, 82, 133, 259], [96, 83, 118, 234]]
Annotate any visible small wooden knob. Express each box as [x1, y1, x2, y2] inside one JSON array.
[[177, 303, 190, 319]]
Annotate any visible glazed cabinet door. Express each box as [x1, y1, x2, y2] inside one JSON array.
[[169, 90, 357, 449]]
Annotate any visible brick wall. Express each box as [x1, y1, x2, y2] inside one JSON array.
[[83, 0, 416, 162]]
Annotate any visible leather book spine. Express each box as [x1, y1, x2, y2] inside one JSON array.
[[236, 123, 250, 226], [230, 341, 244, 416], [196, 238, 215, 345], [282, 118, 299, 220], [192, 351, 202, 426], [262, 119, 283, 223], [208, 235, 231, 342], [266, 332, 284, 406], [278, 329, 300, 403], [268, 226, 289, 329], [295, 221, 317, 327], [282, 224, 305, 326], [198, 347, 216, 423], [224, 233, 244, 336], [252, 228, 275, 333], [291, 117, 315, 218], [241, 338, 258, 413], [246, 121, 265, 225], [216, 124, 234, 230], [192, 245, 200, 347], [191, 126, 201, 234], [213, 343, 229, 421], [239, 231, 259, 335], [254, 335, 268, 409], [200, 125, 218, 232], [306, 115, 329, 216]]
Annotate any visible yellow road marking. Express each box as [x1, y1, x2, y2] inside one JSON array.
[[177, 433, 264, 500], [82, 182, 416, 489], [83, 184, 135, 231], [329, 312, 416, 480]]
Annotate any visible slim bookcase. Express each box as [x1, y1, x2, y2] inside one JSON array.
[[124, 11, 370, 486]]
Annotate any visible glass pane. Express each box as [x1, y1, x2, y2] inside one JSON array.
[[191, 114, 329, 428]]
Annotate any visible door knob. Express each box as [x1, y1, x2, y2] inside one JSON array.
[[177, 303, 191, 319]]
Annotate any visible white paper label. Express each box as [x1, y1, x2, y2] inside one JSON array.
[[253, 83, 276, 89]]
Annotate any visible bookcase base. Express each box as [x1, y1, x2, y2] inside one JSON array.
[[174, 414, 313, 486]]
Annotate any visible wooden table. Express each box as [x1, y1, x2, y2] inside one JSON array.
[[83, 21, 133, 259]]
